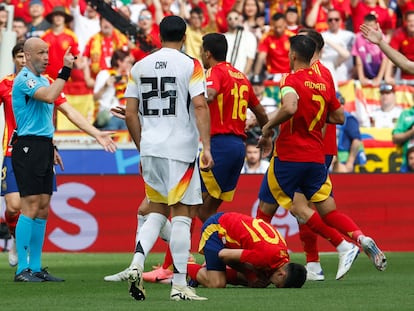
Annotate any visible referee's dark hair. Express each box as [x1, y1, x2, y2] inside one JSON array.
[[160, 15, 187, 42], [202, 33, 228, 62]]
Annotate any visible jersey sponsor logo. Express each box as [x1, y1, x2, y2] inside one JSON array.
[[26, 79, 37, 89], [155, 61, 167, 69]]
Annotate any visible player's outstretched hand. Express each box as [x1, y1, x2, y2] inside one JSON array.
[[96, 131, 117, 153], [360, 23, 383, 45]]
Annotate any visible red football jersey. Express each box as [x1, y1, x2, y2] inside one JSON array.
[[351, 2, 392, 34], [390, 28, 414, 80], [0, 74, 17, 157], [258, 31, 293, 74], [275, 67, 340, 163], [42, 28, 80, 79], [312, 60, 339, 156], [217, 213, 290, 271], [206, 62, 260, 139]]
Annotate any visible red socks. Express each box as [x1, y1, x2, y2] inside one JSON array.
[[322, 210, 363, 242], [225, 267, 239, 285], [256, 207, 273, 223], [299, 223, 319, 262], [187, 262, 203, 280], [305, 212, 344, 247], [5, 211, 20, 237]]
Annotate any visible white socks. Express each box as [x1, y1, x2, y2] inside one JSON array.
[[170, 216, 192, 286], [132, 213, 167, 268]]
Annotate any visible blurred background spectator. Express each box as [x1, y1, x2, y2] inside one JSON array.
[[93, 49, 132, 130], [224, 9, 257, 76], [70, 0, 100, 54], [352, 14, 387, 86], [370, 83, 402, 128], [350, 0, 393, 35], [26, 0, 51, 38], [240, 137, 269, 174], [285, 5, 301, 34], [253, 12, 293, 83], [333, 93, 367, 172], [304, 0, 351, 32], [12, 17, 28, 42], [130, 9, 161, 62], [406, 146, 414, 172], [392, 104, 414, 172], [321, 9, 355, 86], [385, 10, 414, 83]]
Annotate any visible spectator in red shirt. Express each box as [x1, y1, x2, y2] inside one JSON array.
[[41, 6, 80, 79], [350, 0, 392, 34], [253, 12, 294, 83], [130, 9, 161, 62], [305, 0, 351, 32], [385, 10, 414, 82]]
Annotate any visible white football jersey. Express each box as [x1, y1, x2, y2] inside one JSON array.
[[125, 48, 206, 162]]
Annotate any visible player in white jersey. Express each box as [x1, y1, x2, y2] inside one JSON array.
[[123, 15, 214, 302]]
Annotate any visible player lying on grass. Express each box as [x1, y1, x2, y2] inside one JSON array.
[[187, 212, 306, 288]]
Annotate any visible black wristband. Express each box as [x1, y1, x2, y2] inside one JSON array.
[[57, 66, 72, 81], [54, 145, 59, 151]]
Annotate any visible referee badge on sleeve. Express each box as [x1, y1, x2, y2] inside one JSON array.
[[26, 79, 37, 89]]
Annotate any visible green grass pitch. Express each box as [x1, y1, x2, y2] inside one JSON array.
[[0, 252, 413, 311]]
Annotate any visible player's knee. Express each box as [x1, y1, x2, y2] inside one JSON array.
[[206, 278, 226, 288]]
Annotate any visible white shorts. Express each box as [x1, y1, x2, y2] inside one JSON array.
[[141, 156, 202, 206]]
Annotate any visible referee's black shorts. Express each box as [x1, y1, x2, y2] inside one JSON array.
[[11, 135, 54, 197]]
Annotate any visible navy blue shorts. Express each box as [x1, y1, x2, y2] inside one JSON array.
[[1, 157, 19, 195], [198, 212, 226, 271], [199, 135, 245, 201], [258, 157, 332, 209]]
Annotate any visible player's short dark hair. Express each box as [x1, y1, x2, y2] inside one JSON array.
[[283, 263, 307, 288], [298, 28, 324, 52], [159, 15, 186, 42], [289, 35, 316, 64], [202, 33, 227, 62], [12, 41, 25, 58]]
